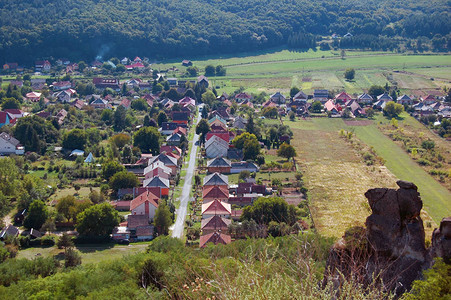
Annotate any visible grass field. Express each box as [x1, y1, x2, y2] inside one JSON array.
[[287, 116, 450, 237], [17, 242, 151, 265], [288, 118, 398, 237]]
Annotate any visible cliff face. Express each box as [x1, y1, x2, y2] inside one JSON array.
[[323, 180, 450, 296]]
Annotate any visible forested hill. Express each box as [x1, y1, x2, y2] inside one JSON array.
[[0, 0, 449, 64]]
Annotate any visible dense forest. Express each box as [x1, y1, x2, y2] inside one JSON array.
[[0, 0, 450, 64]]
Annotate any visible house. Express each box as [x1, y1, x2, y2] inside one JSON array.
[[121, 57, 129, 65], [0, 111, 11, 128], [66, 63, 79, 73], [120, 98, 132, 109], [199, 231, 231, 248], [269, 92, 286, 104], [172, 127, 187, 137], [144, 165, 171, 180], [397, 95, 413, 106], [126, 214, 154, 241], [29, 228, 42, 239], [112, 226, 130, 241], [4, 109, 24, 120], [293, 90, 308, 102], [377, 93, 393, 102], [232, 182, 268, 196], [54, 90, 71, 103], [166, 133, 182, 146], [53, 81, 72, 91], [240, 99, 254, 108], [206, 131, 230, 144], [113, 200, 131, 211], [9, 80, 23, 88], [0, 132, 24, 155], [31, 78, 46, 90], [203, 185, 229, 202], [230, 162, 259, 174], [160, 122, 187, 135], [344, 32, 353, 38], [125, 62, 145, 70], [205, 135, 229, 158], [160, 145, 182, 156], [357, 93, 374, 105], [142, 177, 170, 196], [72, 99, 85, 110], [26, 92, 42, 102], [117, 187, 163, 199], [56, 109, 68, 125], [182, 60, 193, 67], [203, 172, 229, 187], [335, 91, 352, 104], [0, 225, 19, 240], [202, 199, 232, 219], [197, 75, 209, 88], [313, 89, 329, 103], [234, 92, 252, 103], [207, 157, 232, 173], [36, 111, 51, 119], [92, 78, 121, 91], [201, 216, 231, 235], [208, 115, 227, 129], [324, 100, 340, 115], [147, 153, 178, 174], [35, 60, 51, 72], [171, 111, 190, 125], [130, 191, 159, 221], [233, 116, 247, 130], [347, 100, 366, 117], [90, 98, 110, 109], [421, 95, 436, 105], [373, 100, 387, 110]]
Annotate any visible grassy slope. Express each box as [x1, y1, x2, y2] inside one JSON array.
[[320, 117, 451, 223], [289, 118, 398, 237]]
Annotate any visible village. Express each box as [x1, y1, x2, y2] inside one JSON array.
[[0, 56, 450, 250]]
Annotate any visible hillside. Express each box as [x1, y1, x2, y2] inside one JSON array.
[[0, 0, 450, 64]]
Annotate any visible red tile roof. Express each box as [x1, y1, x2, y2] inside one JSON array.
[[203, 185, 229, 200], [199, 231, 231, 248], [202, 199, 231, 215]]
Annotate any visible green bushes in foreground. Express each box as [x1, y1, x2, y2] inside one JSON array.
[[0, 234, 444, 299]]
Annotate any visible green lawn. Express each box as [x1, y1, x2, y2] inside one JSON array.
[[17, 242, 151, 265], [294, 116, 451, 223]]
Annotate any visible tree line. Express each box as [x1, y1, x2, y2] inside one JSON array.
[[0, 0, 450, 64]]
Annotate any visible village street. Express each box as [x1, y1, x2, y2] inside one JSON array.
[[171, 108, 201, 238]]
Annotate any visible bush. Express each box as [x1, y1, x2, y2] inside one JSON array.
[[40, 235, 55, 247]]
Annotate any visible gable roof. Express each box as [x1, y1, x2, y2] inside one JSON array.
[[293, 90, 308, 100], [130, 191, 159, 211], [203, 185, 229, 200], [199, 231, 231, 248], [0, 111, 10, 124], [358, 93, 373, 101], [201, 215, 231, 231], [148, 153, 177, 167], [397, 94, 412, 101], [143, 177, 170, 188], [203, 172, 229, 186], [0, 132, 20, 146], [235, 92, 252, 99], [335, 91, 352, 100], [144, 161, 172, 175], [167, 133, 182, 142], [206, 132, 230, 143], [207, 157, 232, 168], [202, 199, 232, 215], [205, 135, 229, 150], [377, 93, 392, 101], [197, 75, 209, 83], [0, 225, 19, 239], [208, 115, 226, 125], [160, 145, 182, 156]]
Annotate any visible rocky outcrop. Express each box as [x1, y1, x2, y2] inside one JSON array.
[[431, 217, 451, 264], [323, 180, 450, 297]]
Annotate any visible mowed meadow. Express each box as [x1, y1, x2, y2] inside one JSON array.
[[283, 116, 450, 238], [154, 48, 451, 95]]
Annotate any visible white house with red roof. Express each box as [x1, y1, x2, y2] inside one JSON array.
[[130, 191, 159, 221], [26, 92, 42, 102], [4, 109, 24, 120], [35, 60, 51, 72], [201, 199, 232, 219], [235, 92, 252, 103]]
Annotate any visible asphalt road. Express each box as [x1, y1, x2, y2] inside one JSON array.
[[171, 110, 201, 238]]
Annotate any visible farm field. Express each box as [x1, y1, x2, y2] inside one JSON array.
[[156, 49, 450, 95], [287, 118, 398, 238], [286, 116, 450, 235]]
